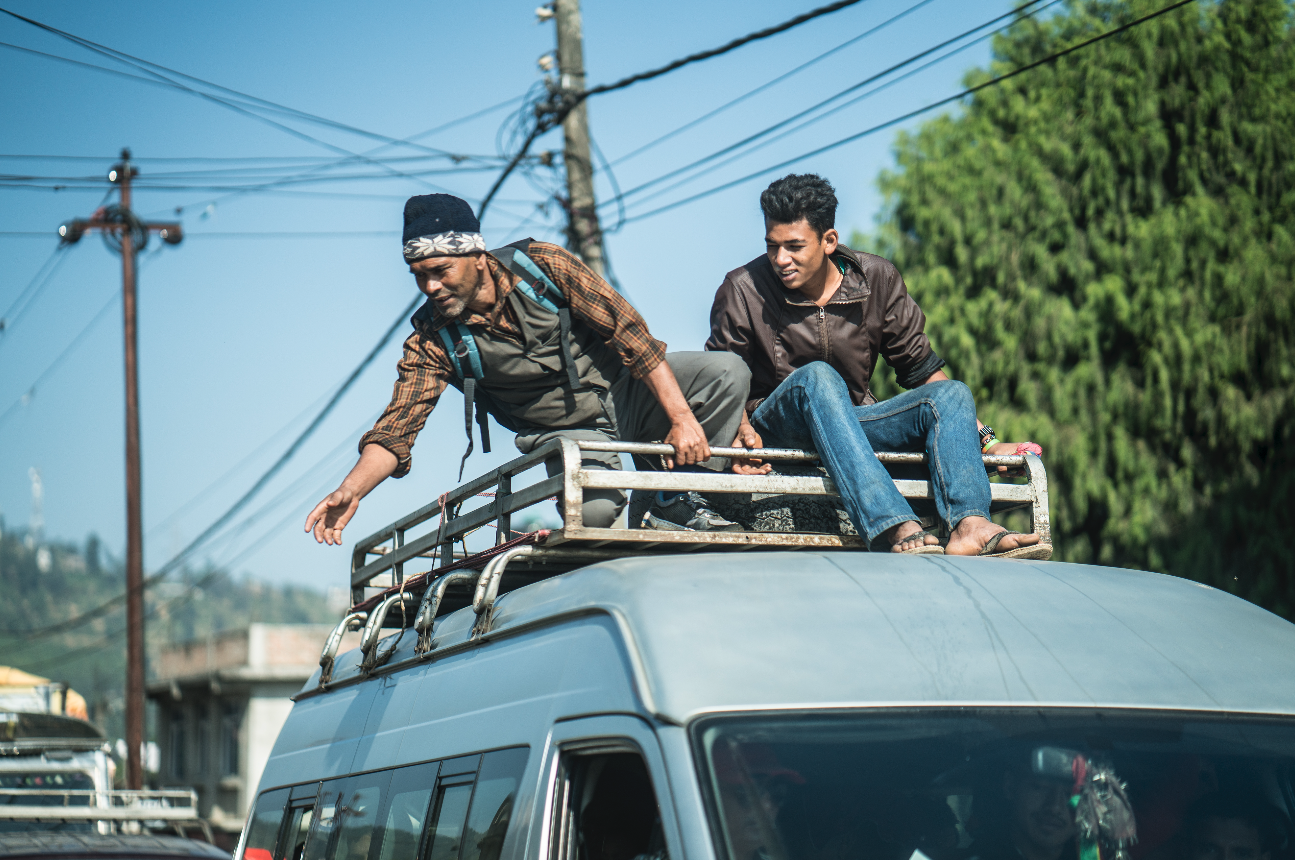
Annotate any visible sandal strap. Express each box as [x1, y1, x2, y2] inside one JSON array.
[[980, 530, 1024, 556], [894, 528, 941, 549]]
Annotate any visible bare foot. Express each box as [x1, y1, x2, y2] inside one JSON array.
[[945, 516, 1040, 556], [883, 520, 940, 553]]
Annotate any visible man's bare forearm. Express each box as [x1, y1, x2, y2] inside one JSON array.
[[342, 444, 400, 498], [639, 359, 709, 467]]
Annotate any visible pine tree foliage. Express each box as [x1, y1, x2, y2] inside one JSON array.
[[862, 0, 1295, 613]]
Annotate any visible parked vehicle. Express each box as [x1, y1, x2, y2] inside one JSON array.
[[235, 442, 1295, 860]]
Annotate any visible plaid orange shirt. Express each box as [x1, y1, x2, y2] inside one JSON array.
[[359, 241, 666, 477]]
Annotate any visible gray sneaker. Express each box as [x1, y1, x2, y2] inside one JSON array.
[[643, 491, 743, 533]]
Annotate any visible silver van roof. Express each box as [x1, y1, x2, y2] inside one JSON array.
[[303, 551, 1295, 724]]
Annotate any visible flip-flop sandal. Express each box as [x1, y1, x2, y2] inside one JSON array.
[[887, 528, 945, 555], [980, 530, 1053, 560]]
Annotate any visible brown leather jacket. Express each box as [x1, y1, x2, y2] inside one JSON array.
[[705, 245, 945, 415]]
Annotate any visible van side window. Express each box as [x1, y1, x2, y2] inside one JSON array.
[[462, 748, 529, 860], [280, 801, 316, 860], [304, 771, 393, 860], [553, 752, 667, 860], [426, 777, 476, 860], [376, 762, 439, 860], [242, 788, 290, 860]]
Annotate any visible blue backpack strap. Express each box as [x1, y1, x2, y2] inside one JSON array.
[[491, 239, 582, 391], [435, 322, 490, 477]]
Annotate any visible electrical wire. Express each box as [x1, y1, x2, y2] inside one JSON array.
[[580, 0, 870, 99], [601, 0, 1048, 214], [13, 293, 421, 641], [605, 0, 938, 169], [620, 0, 1200, 225], [0, 29, 456, 195], [0, 10, 462, 160], [618, 1, 1062, 217], [0, 245, 68, 333], [0, 289, 116, 432]]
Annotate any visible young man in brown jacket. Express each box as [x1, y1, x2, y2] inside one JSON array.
[[707, 174, 1050, 558]]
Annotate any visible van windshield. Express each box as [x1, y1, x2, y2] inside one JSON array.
[[695, 710, 1295, 860]]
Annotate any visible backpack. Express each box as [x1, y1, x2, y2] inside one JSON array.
[[433, 239, 584, 478]]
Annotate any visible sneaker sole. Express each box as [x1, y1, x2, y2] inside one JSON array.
[[643, 514, 744, 533]]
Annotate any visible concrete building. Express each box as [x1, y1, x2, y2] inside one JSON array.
[[147, 623, 357, 839]]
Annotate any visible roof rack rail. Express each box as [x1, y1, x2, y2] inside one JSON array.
[[311, 442, 1050, 691], [346, 438, 1049, 597], [0, 787, 211, 840]]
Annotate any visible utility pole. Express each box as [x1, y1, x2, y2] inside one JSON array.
[[551, 0, 607, 278], [58, 149, 182, 790]]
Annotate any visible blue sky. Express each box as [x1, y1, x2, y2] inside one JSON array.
[[0, 0, 1037, 589]]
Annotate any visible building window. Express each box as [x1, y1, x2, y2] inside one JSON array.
[[220, 702, 243, 776], [169, 711, 186, 779], [197, 708, 211, 775]]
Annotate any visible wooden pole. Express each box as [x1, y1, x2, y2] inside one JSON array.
[[117, 148, 145, 792], [554, 0, 607, 278]]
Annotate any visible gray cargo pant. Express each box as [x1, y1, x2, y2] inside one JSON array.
[[514, 351, 749, 528]]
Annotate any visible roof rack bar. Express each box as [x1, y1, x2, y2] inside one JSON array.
[[574, 439, 1030, 469], [348, 437, 1052, 598]]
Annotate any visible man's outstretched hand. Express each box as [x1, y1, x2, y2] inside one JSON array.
[[731, 415, 772, 475], [305, 488, 361, 546], [304, 443, 399, 545]]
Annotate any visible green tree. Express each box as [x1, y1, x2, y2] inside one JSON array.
[[859, 0, 1295, 614]]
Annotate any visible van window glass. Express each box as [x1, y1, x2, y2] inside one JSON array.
[[333, 771, 393, 860], [241, 787, 290, 860], [302, 782, 344, 860], [279, 804, 315, 860], [376, 762, 439, 860], [695, 711, 1295, 860], [555, 753, 666, 860], [426, 782, 475, 860], [462, 748, 530, 860]]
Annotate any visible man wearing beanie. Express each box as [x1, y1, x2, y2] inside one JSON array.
[[306, 193, 751, 542]]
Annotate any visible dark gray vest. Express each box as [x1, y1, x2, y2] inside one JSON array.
[[416, 239, 624, 476]]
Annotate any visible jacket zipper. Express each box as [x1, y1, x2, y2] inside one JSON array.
[[817, 306, 830, 363]]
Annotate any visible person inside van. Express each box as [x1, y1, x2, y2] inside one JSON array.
[[967, 767, 1077, 860], [1178, 794, 1288, 860], [706, 173, 1050, 559], [711, 743, 804, 860], [305, 193, 753, 543]]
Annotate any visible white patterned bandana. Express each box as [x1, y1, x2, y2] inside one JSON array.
[[402, 231, 487, 261]]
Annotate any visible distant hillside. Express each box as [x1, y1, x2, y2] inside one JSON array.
[[0, 522, 339, 744]]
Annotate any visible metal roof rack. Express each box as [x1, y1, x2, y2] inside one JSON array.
[[0, 788, 211, 840], [324, 438, 1051, 681]]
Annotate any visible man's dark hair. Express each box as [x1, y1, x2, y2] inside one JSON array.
[[760, 174, 837, 236]]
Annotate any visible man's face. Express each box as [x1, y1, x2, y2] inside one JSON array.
[[719, 780, 786, 860], [1191, 817, 1269, 860], [1007, 775, 1076, 858], [409, 253, 486, 318], [764, 218, 839, 292]]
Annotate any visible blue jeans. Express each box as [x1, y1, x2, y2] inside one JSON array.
[[751, 362, 991, 544]]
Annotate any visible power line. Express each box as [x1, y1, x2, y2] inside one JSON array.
[[605, 0, 937, 169], [622, 0, 1199, 225], [602, 0, 1048, 214], [582, 0, 870, 99], [0, 290, 118, 431], [0, 25, 456, 194], [147, 96, 529, 221], [0, 11, 460, 160], [0, 245, 66, 331], [619, 0, 1060, 218], [14, 293, 422, 641]]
